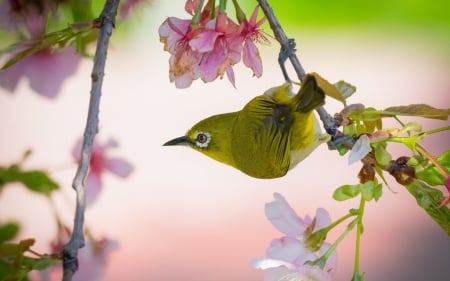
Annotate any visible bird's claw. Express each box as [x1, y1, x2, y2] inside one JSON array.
[[278, 38, 297, 82]]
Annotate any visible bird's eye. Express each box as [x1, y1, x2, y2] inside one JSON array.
[[195, 132, 211, 148]]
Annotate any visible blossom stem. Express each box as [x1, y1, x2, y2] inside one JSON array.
[[321, 209, 357, 234], [352, 197, 366, 280], [219, 0, 227, 13], [231, 0, 246, 22], [61, 0, 119, 280], [316, 218, 358, 269], [191, 0, 206, 25]]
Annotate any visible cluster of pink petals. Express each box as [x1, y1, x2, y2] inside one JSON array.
[[159, 2, 266, 88], [252, 193, 337, 281], [0, 0, 81, 98], [72, 138, 134, 206]]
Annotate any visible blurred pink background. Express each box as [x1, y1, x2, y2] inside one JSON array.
[[1, 2, 449, 281]]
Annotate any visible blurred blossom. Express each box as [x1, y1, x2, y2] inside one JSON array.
[[0, 0, 47, 34], [0, 0, 82, 98], [252, 193, 336, 281], [73, 237, 119, 281], [40, 231, 118, 281], [158, 1, 266, 88], [72, 138, 134, 206], [119, 0, 151, 20], [0, 47, 82, 99]]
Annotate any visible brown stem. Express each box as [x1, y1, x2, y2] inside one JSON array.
[[256, 0, 306, 81], [61, 1, 120, 280]]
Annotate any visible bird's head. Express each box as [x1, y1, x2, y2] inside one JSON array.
[[163, 112, 237, 167]]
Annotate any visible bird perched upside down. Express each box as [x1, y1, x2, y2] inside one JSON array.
[[164, 74, 330, 179]]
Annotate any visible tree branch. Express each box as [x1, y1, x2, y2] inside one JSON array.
[[61, 1, 119, 280], [256, 0, 306, 81], [256, 0, 340, 141]]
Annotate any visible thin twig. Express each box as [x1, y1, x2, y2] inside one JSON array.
[[256, 0, 306, 81], [256, 0, 341, 141], [61, 1, 119, 280]]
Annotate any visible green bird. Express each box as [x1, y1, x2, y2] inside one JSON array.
[[164, 73, 330, 179]]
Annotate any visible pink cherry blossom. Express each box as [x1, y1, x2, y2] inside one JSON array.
[[158, 2, 267, 88], [72, 138, 134, 206], [159, 17, 203, 88], [193, 13, 243, 87], [238, 5, 267, 78], [0, 47, 82, 99], [264, 192, 307, 237], [253, 193, 336, 281], [261, 265, 332, 281]]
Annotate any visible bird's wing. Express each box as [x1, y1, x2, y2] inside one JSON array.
[[232, 95, 292, 178]]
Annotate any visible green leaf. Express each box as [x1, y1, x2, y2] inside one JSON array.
[[413, 150, 450, 186], [384, 104, 450, 120], [0, 239, 56, 280], [0, 223, 19, 244], [359, 181, 383, 201], [0, 239, 34, 257], [19, 171, 59, 195], [23, 255, 59, 271], [334, 80, 357, 100], [388, 135, 424, 151], [333, 184, 361, 201], [398, 122, 422, 135], [373, 143, 392, 166], [437, 150, 450, 169], [405, 180, 450, 235], [372, 182, 383, 201], [348, 104, 450, 122], [0, 165, 59, 195], [310, 72, 347, 104], [1, 24, 94, 70], [348, 107, 383, 122], [0, 259, 13, 280]]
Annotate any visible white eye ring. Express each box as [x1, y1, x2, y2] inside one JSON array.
[[194, 131, 211, 148]]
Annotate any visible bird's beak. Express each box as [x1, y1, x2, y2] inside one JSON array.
[[163, 136, 190, 146]]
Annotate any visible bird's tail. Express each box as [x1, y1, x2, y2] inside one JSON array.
[[295, 74, 326, 113]]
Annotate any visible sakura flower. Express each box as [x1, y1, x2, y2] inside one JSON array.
[[237, 5, 267, 77], [257, 265, 333, 281], [0, 47, 81, 99], [159, 17, 203, 88], [264, 192, 307, 237], [253, 193, 336, 281], [192, 13, 242, 87], [72, 138, 134, 206], [158, 1, 268, 88]]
